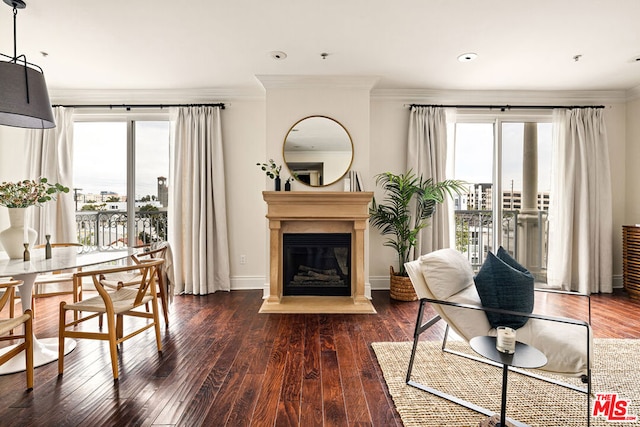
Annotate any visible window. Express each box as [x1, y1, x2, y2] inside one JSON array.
[[73, 117, 170, 249], [451, 116, 551, 282]]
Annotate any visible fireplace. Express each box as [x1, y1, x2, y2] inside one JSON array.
[[283, 233, 351, 296], [260, 191, 376, 314]]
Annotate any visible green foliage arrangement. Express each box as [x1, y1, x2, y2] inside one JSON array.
[[256, 159, 281, 179], [369, 170, 466, 276], [0, 178, 70, 208]]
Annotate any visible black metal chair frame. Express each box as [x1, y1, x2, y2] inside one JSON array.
[[405, 290, 592, 427]]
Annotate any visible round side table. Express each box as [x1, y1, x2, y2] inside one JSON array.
[[470, 336, 547, 427]]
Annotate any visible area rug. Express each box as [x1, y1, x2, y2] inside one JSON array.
[[372, 339, 640, 427]]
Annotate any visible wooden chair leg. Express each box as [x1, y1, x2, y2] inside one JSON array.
[[24, 309, 33, 390], [144, 298, 168, 327], [106, 313, 119, 380], [58, 302, 66, 375], [151, 296, 162, 352], [73, 276, 81, 322], [8, 287, 14, 335], [116, 315, 123, 341], [158, 275, 169, 326], [30, 286, 36, 320]]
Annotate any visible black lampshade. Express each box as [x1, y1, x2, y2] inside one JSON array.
[[0, 60, 55, 129]]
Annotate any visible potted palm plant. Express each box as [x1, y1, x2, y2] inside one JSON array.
[[369, 170, 466, 301]]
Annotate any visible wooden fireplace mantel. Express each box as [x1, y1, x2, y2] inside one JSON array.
[[260, 191, 376, 314]]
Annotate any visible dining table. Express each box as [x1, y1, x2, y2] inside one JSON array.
[[0, 246, 135, 374]]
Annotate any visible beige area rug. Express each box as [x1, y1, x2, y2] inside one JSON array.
[[372, 339, 640, 427]]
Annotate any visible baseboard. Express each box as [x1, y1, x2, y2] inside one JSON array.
[[230, 276, 266, 291], [370, 275, 390, 290], [613, 274, 623, 289]]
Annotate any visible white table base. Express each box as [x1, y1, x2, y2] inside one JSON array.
[[0, 272, 76, 375], [0, 337, 76, 375]]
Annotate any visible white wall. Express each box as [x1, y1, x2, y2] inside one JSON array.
[[0, 126, 28, 230], [604, 103, 627, 287], [221, 99, 268, 290], [368, 98, 410, 289], [626, 97, 640, 223], [257, 75, 376, 295]]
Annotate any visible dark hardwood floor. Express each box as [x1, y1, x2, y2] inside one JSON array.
[[0, 288, 638, 426]]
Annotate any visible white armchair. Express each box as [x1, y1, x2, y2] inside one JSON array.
[[404, 248, 592, 425]]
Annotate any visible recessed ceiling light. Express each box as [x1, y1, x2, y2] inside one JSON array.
[[458, 52, 478, 62], [269, 51, 287, 60]]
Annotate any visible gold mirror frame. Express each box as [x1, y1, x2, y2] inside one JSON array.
[[283, 116, 354, 187]]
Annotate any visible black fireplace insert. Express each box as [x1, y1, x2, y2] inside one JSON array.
[[283, 233, 351, 296]]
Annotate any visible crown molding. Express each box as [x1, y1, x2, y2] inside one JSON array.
[[49, 86, 637, 106], [48, 88, 264, 105], [256, 75, 380, 90], [371, 88, 628, 105], [627, 85, 640, 101]]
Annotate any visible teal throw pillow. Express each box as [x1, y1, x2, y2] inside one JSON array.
[[474, 248, 534, 329], [496, 246, 529, 275]]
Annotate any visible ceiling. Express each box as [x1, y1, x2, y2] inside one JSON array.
[[1, 0, 639, 96]]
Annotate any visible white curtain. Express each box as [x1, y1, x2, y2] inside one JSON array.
[[169, 106, 230, 294], [547, 108, 612, 294], [407, 106, 452, 255], [26, 106, 76, 244]]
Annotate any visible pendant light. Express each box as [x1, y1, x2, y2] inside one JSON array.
[[0, 0, 55, 129]]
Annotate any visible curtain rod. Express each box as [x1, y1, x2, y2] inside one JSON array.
[[407, 104, 604, 111], [51, 103, 225, 110]]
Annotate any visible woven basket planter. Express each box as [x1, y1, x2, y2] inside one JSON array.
[[389, 266, 418, 301]]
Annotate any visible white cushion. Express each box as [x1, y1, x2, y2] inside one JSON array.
[[445, 286, 492, 340], [495, 318, 592, 376], [406, 253, 491, 340], [405, 259, 432, 300], [418, 248, 474, 300]]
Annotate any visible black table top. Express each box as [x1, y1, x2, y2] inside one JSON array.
[[469, 336, 547, 369]]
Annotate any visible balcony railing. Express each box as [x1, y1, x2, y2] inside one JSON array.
[[76, 209, 546, 276], [75, 210, 167, 251], [455, 209, 548, 279]]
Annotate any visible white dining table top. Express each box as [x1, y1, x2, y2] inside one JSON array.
[[0, 247, 135, 277]]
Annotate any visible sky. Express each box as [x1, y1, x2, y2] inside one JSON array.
[[453, 122, 552, 193], [73, 121, 170, 200]]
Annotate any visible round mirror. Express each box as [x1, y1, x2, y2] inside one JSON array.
[[283, 116, 353, 187]]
